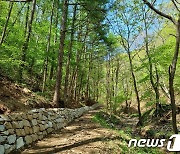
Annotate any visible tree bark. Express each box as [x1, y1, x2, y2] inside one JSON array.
[[64, 4, 77, 102], [169, 18, 180, 134], [142, 0, 179, 133], [53, 0, 69, 107], [19, 0, 36, 82], [143, 11, 161, 116], [127, 51, 142, 126], [49, 2, 59, 80], [42, 0, 55, 93], [0, 2, 14, 46]]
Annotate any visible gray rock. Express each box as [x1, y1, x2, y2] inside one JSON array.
[[10, 114, 22, 121], [16, 129, 25, 137], [38, 114, 43, 120], [12, 122, 20, 129], [24, 135, 32, 144], [42, 115, 47, 120], [18, 121, 24, 128], [33, 126, 40, 133], [24, 127, 30, 135], [56, 118, 64, 123], [8, 129, 14, 135], [0, 115, 10, 121], [23, 120, 30, 127], [4, 122, 12, 129], [21, 114, 27, 119], [7, 135, 16, 144], [31, 134, 38, 142], [0, 118, 4, 122], [48, 122, 53, 128], [47, 128, 53, 133], [0, 125, 5, 131], [41, 121, 45, 124], [39, 108, 45, 111], [1, 131, 9, 135], [31, 109, 39, 113], [4, 144, 10, 150], [0, 136, 6, 143], [16, 137, 24, 149], [33, 114, 38, 119], [0, 145, 5, 154], [42, 131, 47, 136], [5, 144, 15, 154], [39, 124, 45, 131], [27, 115, 33, 121], [31, 119, 37, 126]]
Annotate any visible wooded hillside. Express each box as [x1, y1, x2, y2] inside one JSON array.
[[0, 0, 180, 146]]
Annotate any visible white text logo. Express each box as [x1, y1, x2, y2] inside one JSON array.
[[128, 134, 180, 152]]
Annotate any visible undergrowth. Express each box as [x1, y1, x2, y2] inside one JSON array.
[[92, 111, 163, 154]]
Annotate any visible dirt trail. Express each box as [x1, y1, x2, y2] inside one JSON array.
[[22, 109, 122, 154]]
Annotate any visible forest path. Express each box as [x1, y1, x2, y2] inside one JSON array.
[[22, 108, 123, 154]]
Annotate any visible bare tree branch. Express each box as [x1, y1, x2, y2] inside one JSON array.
[[175, 0, 180, 4], [171, 0, 180, 12], [142, 0, 176, 25]]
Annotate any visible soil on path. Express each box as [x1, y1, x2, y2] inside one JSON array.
[[22, 109, 122, 154]]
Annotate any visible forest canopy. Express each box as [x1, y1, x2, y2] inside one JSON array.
[[0, 0, 180, 135]]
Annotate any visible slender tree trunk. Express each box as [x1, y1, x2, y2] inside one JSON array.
[[127, 51, 142, 126], [53, 0, 69, 107], [24, 4, 30, 37], [3, 4, 25, 42], [169, 18, 180, 134], [0, 2, 14, 46], [143, 12, 161, 116], [105, 53, 111, 110], [86, 49, 93, 99], [155, 65, 160, 114], [96, 60, 100, 102], [64, 4, 77, 102], [49, 3, 59, 80], [69, 22, 88, 100], [42, 0, 55, 93], [19, 0, 36, 82], [142, 0, 180, 134]]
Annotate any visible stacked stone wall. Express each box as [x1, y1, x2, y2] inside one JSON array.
[[0, 104, 98, 154]]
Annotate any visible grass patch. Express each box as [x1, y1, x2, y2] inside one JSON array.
[[92, 111, 163, 154]]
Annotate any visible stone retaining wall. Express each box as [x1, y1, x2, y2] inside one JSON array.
[[0, 104, 99, 154]]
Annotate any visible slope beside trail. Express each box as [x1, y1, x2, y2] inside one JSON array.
[[21, 108, 123, 154]]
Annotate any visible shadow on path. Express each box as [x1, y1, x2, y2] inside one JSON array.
[[22, 110, 122, 154]]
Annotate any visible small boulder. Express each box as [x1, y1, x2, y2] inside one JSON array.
[[16, 137, 24, 149]]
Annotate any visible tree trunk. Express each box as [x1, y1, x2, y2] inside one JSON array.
[[0, 2, 14, 46], [69, 22, 89, 100], [169, 18, 180, 134], [49, 3, 59, 80], [64, 4, 77, 102], [3, 4, 25, 42], [42, 0, 55, 93], [19, 0, 36, 82], [53, 0, 69, 107], [142, 0, 180, 133], [143, 11, 161, 116], [127, 51, 142, 126]]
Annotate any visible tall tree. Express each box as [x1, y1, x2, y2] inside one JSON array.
[[0, 2, 14, 46], [111, 0, 143, 125], [42, 0, 55, 93], [142, 0, 180, 134], [64, 3, 77, 103], [142, 6, 161, 116], [19, 0, 36, 81], [53, 0, 69, 107]]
